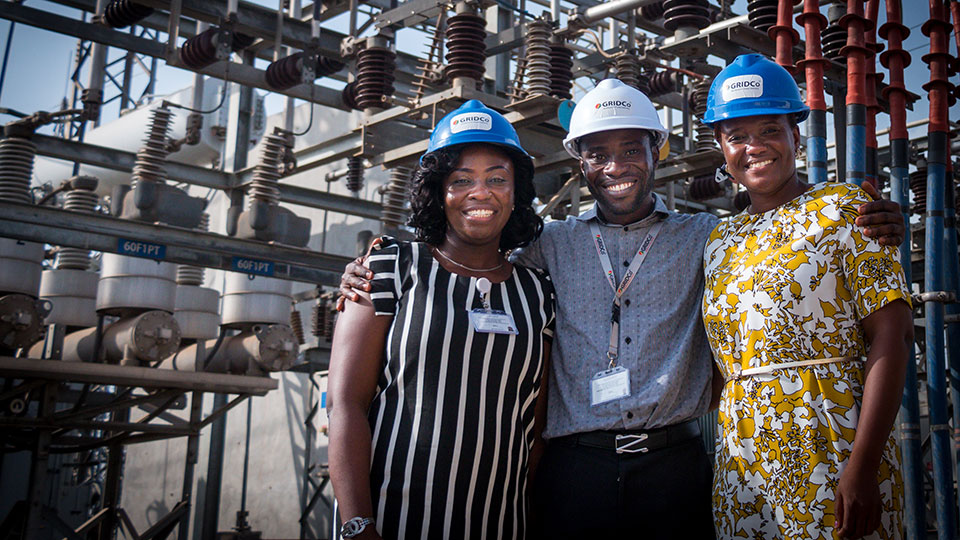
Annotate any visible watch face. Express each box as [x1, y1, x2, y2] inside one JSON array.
[[341, 517, 370, 537]]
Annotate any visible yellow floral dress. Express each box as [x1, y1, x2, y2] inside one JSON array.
[[701, 182, 910, 539]]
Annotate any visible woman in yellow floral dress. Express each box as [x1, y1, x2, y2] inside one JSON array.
[[700, 54, 914, 539]]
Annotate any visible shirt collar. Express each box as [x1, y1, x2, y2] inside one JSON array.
[[576, 193, 670, 230]]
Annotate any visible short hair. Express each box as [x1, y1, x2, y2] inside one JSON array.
[[408, 143, 543, 252]]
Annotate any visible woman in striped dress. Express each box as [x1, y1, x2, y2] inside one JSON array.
[[327, 100, 555, 540]]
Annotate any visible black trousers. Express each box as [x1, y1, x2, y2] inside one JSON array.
[[530, 428, 715, 539]]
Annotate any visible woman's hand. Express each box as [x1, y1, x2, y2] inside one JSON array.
[[336, 237, 381, 311], [855, 181, 906, 247], [835, 462, 882, 539]]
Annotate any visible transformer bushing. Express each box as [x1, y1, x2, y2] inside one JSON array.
[[444, 11, 487, 84], [311, 297, 328, 339], [688, 174, 724, 200], [174, 213, 220, 340], [381, 166, 412, 229], [549, 44, 574, 100], [119, 106, 204, 228], [57, 310, 181, 365], [820, 4, 847, 64], [662, 0, 711, 34], [647, 70, 681, 98], [266, 52, 345, 91], [523, 18, 553, 97], [179, 27, 256, 70], [290, 309, 305, 345], [161, 324, 297, 374], [221, 272, 293, 328], [745, 0, 778, 34], [354, 40, 396, 111], [102, 0, 153, 28], [346, 156, 364, 193], [911, 165, 928, 215], [235, 131, 311, 246], [614, 53, 649, 95], [39, 177, 101, 327]]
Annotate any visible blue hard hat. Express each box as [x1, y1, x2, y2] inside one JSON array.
[[702, 54, 809, 127], [423, 100, 530, 162]]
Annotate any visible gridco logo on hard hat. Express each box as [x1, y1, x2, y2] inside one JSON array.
[[450, 112, 492, 133], [593, 99, 632, 118], [721, 75, 763, 101]]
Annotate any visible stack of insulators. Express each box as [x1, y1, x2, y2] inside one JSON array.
[[176, 213, 209, 285], [180, 28, 256, 69], [311, 297, 328, 338], [692, 78, 716, 151], [733, 190, 751, 212], [354, 45, 396, 110], [248, 133, 285, 207], [55, 182, 100, 271], [131, 107, 173, 189], [265, 52, 346, 90], [648, 70, 681, 97], [910, 167, 928, 215], [689, 175, 724, 200], [345, 156, 364, 193], [615, 54, 649, 95], [746, 0, 777, 33], [0, 136, 36, 204], [662, 0, 711, 32], [639, 1, 666, 20], [290, 309, 305, 345], [102, 0, 153, 28], [524, 19, 553, 97], [550, 45, 574, 99], [445, 12, 486, 82], [820, 4, 847, 64], [381, 166, 412, 228]]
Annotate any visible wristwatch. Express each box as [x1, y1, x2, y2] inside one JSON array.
[[340, 517, 375, 538]]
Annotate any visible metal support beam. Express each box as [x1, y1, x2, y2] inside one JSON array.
[[0, 201, 352, 286]]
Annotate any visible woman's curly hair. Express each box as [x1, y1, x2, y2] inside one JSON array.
[[408, 143, 543, 252]]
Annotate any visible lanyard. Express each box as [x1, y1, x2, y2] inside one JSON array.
[[589, 221, 663, 368]]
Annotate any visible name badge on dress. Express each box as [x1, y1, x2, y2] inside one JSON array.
[[469, 309, 518, 335], [590, 366, 631, 406]]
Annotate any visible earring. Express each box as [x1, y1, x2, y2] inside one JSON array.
[[715, 163, 733, 183]]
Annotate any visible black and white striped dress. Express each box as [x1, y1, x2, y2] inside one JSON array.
[[365, 238, 555, 540]]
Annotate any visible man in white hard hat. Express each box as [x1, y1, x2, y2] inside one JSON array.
[[337, 78, 904, 537]]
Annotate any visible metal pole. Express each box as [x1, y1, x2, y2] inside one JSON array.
[[201, 393, 229, 540], [796, 0, 828, 183], [178, 390, 204, 539], [880, 0, 924, 535], [922, 1, 955, 535], [0, 22, 15, 104], [943, 159, 960, 532], [841, 0, 868, 187]]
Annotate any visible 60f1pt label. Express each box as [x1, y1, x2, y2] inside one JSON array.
[[232, 256, 275, 277]]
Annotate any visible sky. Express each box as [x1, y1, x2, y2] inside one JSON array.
[[0, 0, 957, 161]]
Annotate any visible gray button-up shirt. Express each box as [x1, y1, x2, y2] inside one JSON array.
[[512, 194, 718, 439]]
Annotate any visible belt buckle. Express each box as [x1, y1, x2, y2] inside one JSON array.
[[614, 433, 649, 454]]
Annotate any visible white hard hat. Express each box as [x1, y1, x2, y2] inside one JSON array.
[[562, 78, 669, 159]]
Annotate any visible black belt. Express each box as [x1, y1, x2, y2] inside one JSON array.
[[556, 419, 701, 454]]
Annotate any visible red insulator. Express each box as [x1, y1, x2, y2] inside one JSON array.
[[689, 175, 723, 200], [768, 0, 800, 72], [639, 1, 666, 20], [103, 0, 153, 28], [355, 46, 396, 111], [549, 45, 574, 100], [445, 12, 486, 82], [734, 190, 751, 212], [921, 0, 953, 133], [662, 0, 711, 31], [795, 0, 828, 112], [840, 0, 873, 107], [879, 0, 912, 140], [747, 0, 778, 33]]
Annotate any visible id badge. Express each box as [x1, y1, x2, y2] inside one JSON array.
[[469, 309, 518, 335], [590, 366, 631, 406]]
